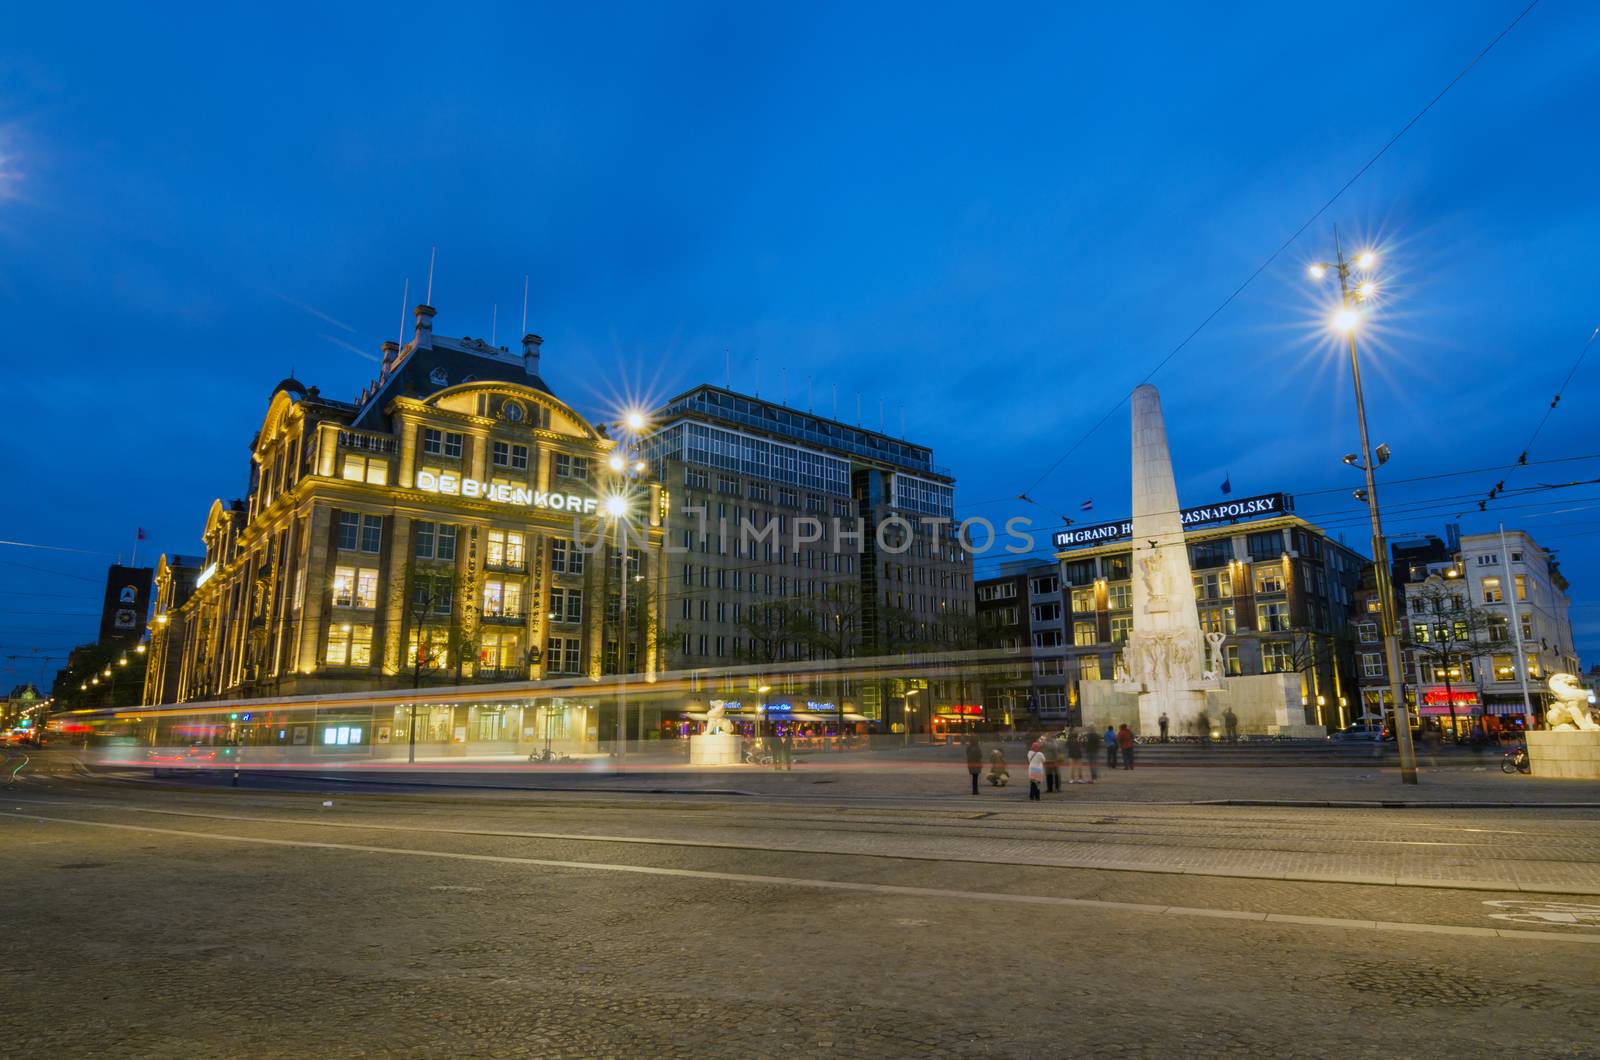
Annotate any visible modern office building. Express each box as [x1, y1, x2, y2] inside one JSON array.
[[1353, 527, 1580, 736], [974, 560, 1069, 724], [148, 305, 667, 752], [1055, 493, 1368, 730], [639, 384, 972, 727]]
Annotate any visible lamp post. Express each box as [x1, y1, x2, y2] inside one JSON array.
[[1310, 242, 1419, 783], [605, 407, 653, 772], [904, 687, 922, 748]]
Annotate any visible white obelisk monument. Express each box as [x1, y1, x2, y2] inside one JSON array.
[[1116, 384, 1211, 734]]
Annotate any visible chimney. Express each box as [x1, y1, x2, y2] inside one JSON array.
[[379, 340, 401, 377], [522, 333, 543, 377], [413, 304, 436, 350]]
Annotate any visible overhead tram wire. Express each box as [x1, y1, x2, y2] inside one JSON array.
[[1467, 324, 1600, 516], [953, 0, 1543, 512]]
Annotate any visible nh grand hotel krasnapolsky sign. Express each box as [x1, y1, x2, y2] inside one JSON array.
[[1051, 493, 1290, 549]]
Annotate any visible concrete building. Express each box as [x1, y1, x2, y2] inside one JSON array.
[[1055, 493, 1367, 731], [640, 384, 972, 728], [974, 560, 1069, 724], [149, 305, 667, 753], [1353, 527, 1581, 736]]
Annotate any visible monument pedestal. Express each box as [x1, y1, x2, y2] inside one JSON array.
[[689, 732, 740, 766], [1527, 730, 1600, 779]]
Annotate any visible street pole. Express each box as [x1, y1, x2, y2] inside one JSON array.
[[1498, 524, 1536, 732], [1333, 248, 1419, 784], [617, 513, 627, 775]]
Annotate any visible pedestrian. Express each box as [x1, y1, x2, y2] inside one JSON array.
[[1085, 731, 1099, 783], [1224, 707, 1239, 744], [988, 748, 1010, 787], [965, 735, 983, 795], [1117, 723, 1136, 769], [781, 728, 795, 771], [1159, 711, 1170, 743], [1197, 710, 1211, 746], [1104, 725, 1119, 768], [1027, 741, 1045, 801], [1044, 733, 1061, 793], [1066, 727, 1085, 783]]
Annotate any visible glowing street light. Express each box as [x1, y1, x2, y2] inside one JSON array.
[[623, 409, 647, 431], [1308, 238, 1418, 784]]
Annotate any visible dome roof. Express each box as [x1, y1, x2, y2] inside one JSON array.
[[271, 376, 309, 398]]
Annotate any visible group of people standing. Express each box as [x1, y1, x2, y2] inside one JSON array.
[[964, 725, 1136, 800]]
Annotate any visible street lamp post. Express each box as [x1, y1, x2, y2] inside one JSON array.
[[1311, 242, 1419, 784], [605, 408, 653, 774]]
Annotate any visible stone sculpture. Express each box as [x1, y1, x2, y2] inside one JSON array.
[[1545, 673, 1599, 731]]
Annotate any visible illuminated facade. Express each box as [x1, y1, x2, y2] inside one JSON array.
[[150, 305, 665, 706], [1056, 502, 1367, 730]]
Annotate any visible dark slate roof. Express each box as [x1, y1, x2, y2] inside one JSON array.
[[351, 334, 553, 431]]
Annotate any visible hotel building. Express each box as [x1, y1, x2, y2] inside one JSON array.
[[1054, 494, 1368, 730], [147, 306, 667, 742]]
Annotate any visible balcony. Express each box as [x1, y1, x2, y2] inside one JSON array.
[[337, 429, 398, 454]]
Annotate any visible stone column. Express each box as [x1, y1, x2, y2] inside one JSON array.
[[1116, 384, 1209, 734]]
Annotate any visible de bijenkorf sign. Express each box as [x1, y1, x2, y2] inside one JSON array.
[[1052, 492, 1290, 549]]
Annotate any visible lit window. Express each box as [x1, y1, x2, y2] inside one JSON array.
[[1261, 641, 1292, 673], [487, 530, 526, 569], [1482, 576, 1503, 604], [325, 623, 373, 666], [332, 566, 355, 608], [1254, 564, 1284, 594]]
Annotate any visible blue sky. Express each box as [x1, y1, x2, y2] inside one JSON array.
[[4, 1, 1599, 687]]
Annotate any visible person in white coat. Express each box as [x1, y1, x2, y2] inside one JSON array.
[[1026, 741, 1045, 801]]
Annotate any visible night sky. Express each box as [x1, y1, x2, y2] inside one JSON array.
[[4, 2, 1599, 690]]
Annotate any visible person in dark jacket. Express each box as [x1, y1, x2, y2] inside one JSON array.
[[1158, 712, 1170, 742], [1117, 723, 1136, 769], [1066, 727, 1085, 784], [1043, 735, 1061, 792], [965, 736, 983, 795], [1103, 725, 1119, 768]]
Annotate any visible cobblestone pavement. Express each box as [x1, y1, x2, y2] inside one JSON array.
[[3, 768, 1599, 1057]]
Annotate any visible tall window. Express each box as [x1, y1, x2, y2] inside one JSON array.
[[1109, 615, 1133, 643], [1073, 621, 1097, 646], [325, 623, 373, 666], [407, 628, 450, 670], [1246, 530, 1282, 563], [549, 587, 583, 624], [341, 455, 388, 485], [1257, 602, 1290, 632], [1356, 621, 1378, 643], [1070, 587, 1095, 612], [1360, 653, 1384, 678], [1107, 583, 1131, 610], [480, 631, 521, 673], [1193, 571, 1233, 600], [1481, 576, 1503, 604], [332, 567, 379, 609], [1199, 606, 1236, 635], [1079, 655, 1101, 681], [337, 513, 360, 551], [422, 428, 463, 459], [1261, 641, 1292, 673], [486, 530, 526, 569], [1254, 564, 1284, 594], [550, 538, 584, 575], [554, 454, 589, 480], [546, 636, 581, 674], [482, 580, 523, 618], [359, 515, 383, 553]]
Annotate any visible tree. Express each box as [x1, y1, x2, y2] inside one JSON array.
[[390, 561, 478, 763], [1400, 575, 1512, 738]]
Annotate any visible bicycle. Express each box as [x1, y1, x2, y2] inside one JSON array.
[[1501, 745, 1530, 775]]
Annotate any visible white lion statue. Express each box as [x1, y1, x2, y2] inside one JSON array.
[[703, 699, 737, 736], [1546, 673, 1599, 732]]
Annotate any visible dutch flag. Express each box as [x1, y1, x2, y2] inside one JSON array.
[[1080, 499, 1094, 512]]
